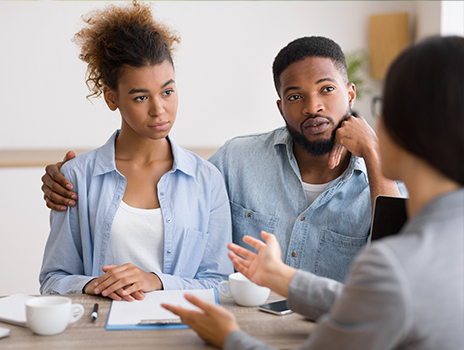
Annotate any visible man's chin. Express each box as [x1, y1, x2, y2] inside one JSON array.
[[287, 124, 335, 156], [295, 136, 335, 157], [302, 142, 334, 157]]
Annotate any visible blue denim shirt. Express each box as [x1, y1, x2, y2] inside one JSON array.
[[40, 131, 233, 294], [209, 127, 374, 283]]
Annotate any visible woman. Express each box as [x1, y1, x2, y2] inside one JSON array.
[[39, 1, 233, 301], [163, 36, 464, 349]]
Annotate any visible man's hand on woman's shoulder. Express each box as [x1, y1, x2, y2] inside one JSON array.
[[41, 151, 78, 211]]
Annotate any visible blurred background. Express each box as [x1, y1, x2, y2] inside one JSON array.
[[0, 0, 462, 295]]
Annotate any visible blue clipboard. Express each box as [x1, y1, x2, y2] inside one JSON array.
[[105, 289, 219, 330]]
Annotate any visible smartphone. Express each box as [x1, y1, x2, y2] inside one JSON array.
[[371, 195, 407, 241], [258, 300, 293, 316]]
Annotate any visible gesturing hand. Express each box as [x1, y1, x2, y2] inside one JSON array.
[[162, 293, 239, 348], [228, 231, 296, 297]]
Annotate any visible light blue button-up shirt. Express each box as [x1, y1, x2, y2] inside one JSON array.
[[210, 127, 378, 283], [40, 131, 233, 294]]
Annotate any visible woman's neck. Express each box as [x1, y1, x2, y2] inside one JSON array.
[[401, 158, 460, 218], [115, 128, 172, 165]]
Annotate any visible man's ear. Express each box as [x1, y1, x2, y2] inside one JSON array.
[[348, 83, 356, 109], [276, 99, 284, 118], [103, 86, 118, 111]]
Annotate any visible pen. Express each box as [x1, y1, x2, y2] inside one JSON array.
[[138, 319, 182, 325], [91, 303, 99, 322]]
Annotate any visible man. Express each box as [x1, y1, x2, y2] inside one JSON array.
[[41, 36, 402, 283]]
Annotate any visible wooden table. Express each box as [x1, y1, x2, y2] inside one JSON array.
[[0, 292, 314, 349]]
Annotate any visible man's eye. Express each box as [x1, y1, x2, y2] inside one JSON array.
[[164, 89, 174, 96], [288, 95, 301, 101], [134, 96, 147, 101], [322, 86, 335, 93]]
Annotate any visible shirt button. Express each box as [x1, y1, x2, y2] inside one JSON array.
[[167, 250, 172, 254], [246, 212, 251, 217], [166, 218, 171, 223], [300, 216, 305, 221], [292, 252, 298, 258], [160, 192, 165, 196]]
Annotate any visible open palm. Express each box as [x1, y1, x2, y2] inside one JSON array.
[[228, 231, 283, 287]]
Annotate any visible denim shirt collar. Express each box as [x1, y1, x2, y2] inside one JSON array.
[[92, 130, 197, 178], [273, 126, 368, 184]]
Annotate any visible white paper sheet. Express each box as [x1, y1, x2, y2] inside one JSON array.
[[106, 289, 216, 326], [0, 294, 36, 327]]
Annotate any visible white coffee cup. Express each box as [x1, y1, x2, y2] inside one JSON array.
[[218, 272, 270, 307], [26, 296, 84, 335]]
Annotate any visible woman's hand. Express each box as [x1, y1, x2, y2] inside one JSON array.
[[90, 263, 163, 301], [162, 293, 239, 348], [228, 231, 296, 297], [41, 151, 78, 211]]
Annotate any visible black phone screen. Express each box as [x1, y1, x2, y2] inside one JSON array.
[[258, 300, 292, 315], [371, 195, 408, 241]]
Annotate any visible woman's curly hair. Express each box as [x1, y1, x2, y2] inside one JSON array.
[[73, 1, 180, 98]]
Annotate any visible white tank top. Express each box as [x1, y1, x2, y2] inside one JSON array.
[[106, 201, 164, 274]]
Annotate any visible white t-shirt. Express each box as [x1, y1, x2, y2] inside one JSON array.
[[106, 201, 164, 274], [302, 181, 331, 206]]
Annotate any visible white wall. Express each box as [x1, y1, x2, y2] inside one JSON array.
[[0, 1, 444, 296], [441, 1, 464, 36], [0, 1, 419, 152], [414, 1, 442, 41], [0, 168, 50, 295]]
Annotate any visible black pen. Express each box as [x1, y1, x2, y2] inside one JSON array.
[[91, 303, 99, 322]]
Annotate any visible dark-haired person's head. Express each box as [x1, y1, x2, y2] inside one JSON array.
[[272, 36, 348, 96], [382, 36, 464, 185], [273, 36, 355, 157]]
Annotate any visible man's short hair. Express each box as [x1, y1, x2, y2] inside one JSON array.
[[272, 36, 348, 96]]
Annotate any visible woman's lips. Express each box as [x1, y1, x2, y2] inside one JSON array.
[[303, 118, 330, 135], [148, 121, 169, 130]]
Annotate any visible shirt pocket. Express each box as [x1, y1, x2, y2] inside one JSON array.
[[314, 228, 368, 283], [178, 229, 209, 278], [230, 201, 278, 244]]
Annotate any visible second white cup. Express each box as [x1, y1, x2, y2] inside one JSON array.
[[218, 272, 270, 307], [26, 296, 84, 336]]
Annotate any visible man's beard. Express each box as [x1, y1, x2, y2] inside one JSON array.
[[286, 105, 352, 157]]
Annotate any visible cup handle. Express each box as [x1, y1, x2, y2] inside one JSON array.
[[218, 281, 231, 297], [69, 303, 85, 323]]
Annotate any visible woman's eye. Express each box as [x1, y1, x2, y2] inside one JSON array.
[[134, 96, 147, 101]]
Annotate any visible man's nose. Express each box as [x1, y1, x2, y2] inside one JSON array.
[[302, 96, 324, 115]]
